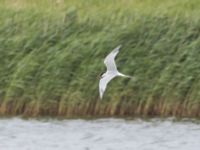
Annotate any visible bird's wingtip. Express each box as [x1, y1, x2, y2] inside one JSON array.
[[99, 94, 103, 100], [117, 44, 122, 49], [113, 44, 122, 52]]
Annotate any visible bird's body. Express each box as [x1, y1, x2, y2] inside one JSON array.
[[99, 45, 131, 99]]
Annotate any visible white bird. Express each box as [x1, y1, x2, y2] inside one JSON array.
[[99, 45, 131, 99]]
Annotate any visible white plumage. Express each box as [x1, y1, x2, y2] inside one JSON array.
[[99, 45, 131, 99]]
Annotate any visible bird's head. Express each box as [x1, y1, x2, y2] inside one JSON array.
[[99, 72, 106, 79]]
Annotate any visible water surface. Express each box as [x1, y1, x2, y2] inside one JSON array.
[[0, 118, 199, 150]]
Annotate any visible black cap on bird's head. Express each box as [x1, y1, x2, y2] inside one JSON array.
[[99, 72, 106, 79]]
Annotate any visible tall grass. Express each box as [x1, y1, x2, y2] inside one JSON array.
[[0, 0, 200, 117]]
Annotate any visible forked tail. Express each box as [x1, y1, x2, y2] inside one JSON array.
[[118, 72, 132, 78]]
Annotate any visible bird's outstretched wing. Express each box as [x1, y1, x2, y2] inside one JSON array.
[[99, 74, 116, 99], [104, 45, 121, 72]]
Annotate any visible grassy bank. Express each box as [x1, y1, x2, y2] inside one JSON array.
[[0, 0, 200, 117]]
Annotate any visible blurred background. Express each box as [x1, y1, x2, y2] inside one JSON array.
[[0, 0, 200, 117]]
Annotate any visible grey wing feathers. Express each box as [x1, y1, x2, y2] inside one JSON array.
[[99, 74, 116, 99], [104, 45, 121, 71]]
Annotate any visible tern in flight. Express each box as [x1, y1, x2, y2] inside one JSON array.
[[99, 45, 131, 99]]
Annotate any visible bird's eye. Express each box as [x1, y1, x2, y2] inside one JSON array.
[[100, 72, 104, 77]]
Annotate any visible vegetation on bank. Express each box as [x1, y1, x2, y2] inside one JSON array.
[[0, 0, 200, 117]]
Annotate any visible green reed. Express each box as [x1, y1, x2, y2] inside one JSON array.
[[0, 0, 200, 117]]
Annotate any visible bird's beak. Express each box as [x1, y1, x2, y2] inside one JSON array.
[[99, 72, 103, 79]]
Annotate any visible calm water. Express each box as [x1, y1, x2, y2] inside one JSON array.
[[0, 118, 200, 150]]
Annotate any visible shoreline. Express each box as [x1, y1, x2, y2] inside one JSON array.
[[0, 101, 199, 118]]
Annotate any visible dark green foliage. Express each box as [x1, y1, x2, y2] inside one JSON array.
[[0, 0, 200, 117]]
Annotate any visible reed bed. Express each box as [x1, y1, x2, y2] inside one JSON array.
[[0, 0, 200, 117]]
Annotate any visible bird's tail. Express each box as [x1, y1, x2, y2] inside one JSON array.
[[118, 72, 133, 79]]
